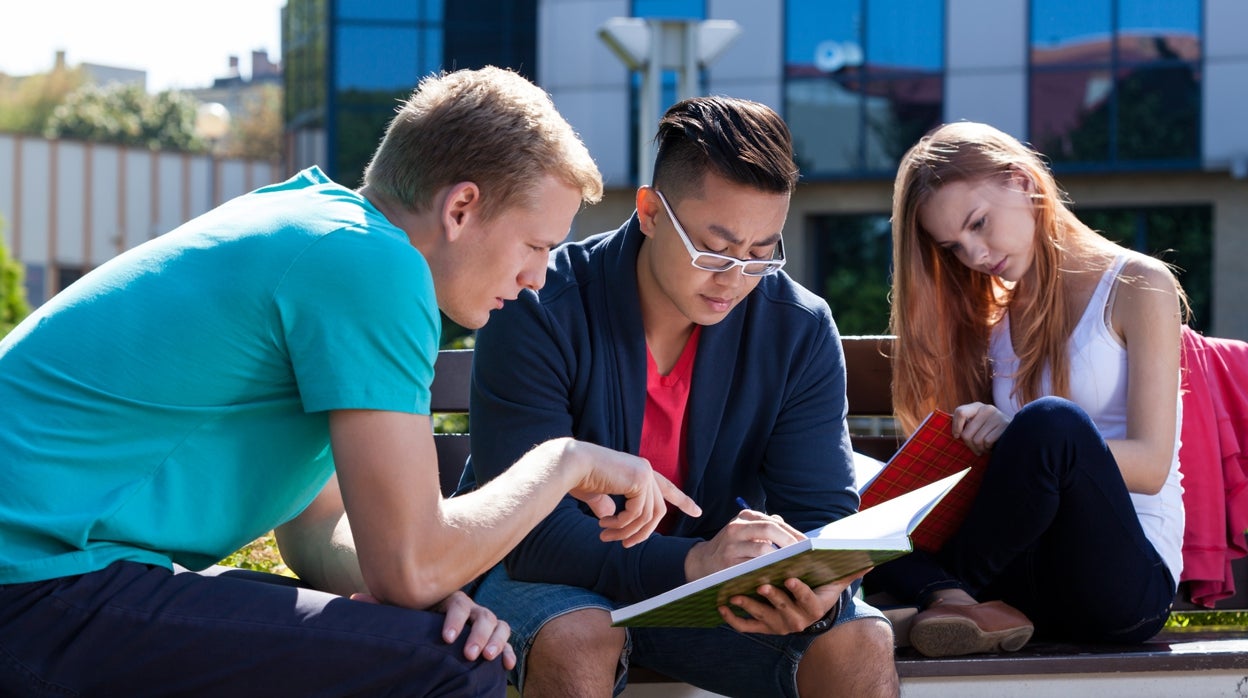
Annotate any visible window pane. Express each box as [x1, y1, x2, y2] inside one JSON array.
[[443, 0, 537, 79], [809, 213, 893, 336], [863, 76, 944, 171], [1117, 0, 1201, 63], [335, 26, 439, 92], [1115, 64, 1200, 161], [1077, 205, 1211, 332], [1029, 68, 1112, 163], [333, 104, 394, 189], [786, 0, 941, 175], [633, 0, 704, 19], [786, 78, 864, 174], [338, 0, 427, 21], [786, 1, 861, 74], [1031, 0, 1112, 64], [866, 0, 942, 71]]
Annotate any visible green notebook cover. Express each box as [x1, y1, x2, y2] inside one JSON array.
[[611, 470, 968, 628]]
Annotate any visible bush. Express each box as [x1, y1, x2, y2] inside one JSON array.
[[0, 217, 31, 338]]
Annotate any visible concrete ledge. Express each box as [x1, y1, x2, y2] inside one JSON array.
[[618, 631, 1248, 697]]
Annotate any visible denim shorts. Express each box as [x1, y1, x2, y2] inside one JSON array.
[[471, 563, 886, 697]]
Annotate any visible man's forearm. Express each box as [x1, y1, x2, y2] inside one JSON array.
[[275, 509, 368, 597], [276, 514, 368, 596]]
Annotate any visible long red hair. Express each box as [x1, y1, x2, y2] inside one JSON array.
[[889, 122, 1093, 434]]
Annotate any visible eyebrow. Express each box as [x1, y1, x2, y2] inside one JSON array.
[[705, 224, 783, 248], [959, 207, 979, 232]]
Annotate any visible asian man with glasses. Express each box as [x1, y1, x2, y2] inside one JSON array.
[[461, 96, 899, 698]]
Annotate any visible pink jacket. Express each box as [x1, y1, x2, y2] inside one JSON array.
[[1178, 326, 1248, 607]]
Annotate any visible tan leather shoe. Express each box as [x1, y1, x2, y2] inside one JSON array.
[[908, 599, 1034, 657]]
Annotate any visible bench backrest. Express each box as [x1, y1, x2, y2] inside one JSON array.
[[429, 336, 899, 495], [428, 336, 1248, 611]]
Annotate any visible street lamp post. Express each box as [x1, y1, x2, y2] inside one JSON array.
[[598, 17, 741, 186]]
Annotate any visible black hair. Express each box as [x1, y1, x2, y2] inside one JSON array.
[[652, 96, 798, 200]]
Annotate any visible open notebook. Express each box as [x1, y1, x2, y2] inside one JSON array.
[[611, 469, 969, 628]]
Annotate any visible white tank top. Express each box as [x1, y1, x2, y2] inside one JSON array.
[[988, 255, 1184, 586]]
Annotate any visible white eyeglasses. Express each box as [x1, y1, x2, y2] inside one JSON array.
[[654, 190, 786, 277]]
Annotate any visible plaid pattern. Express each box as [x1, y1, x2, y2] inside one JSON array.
[[858, 410, 989, 553]]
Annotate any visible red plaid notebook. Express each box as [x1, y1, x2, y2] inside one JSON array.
[[858, 410, 989, 553]]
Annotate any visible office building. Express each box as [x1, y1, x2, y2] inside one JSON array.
[[283, 0, 1248, 338]]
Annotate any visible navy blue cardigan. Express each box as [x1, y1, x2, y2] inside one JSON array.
[[463, 215, 858, 604]]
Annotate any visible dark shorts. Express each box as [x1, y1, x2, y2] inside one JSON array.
[[472, 563, 886, 697]]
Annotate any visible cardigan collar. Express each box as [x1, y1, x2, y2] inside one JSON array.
[[590, 214, 746, 503]]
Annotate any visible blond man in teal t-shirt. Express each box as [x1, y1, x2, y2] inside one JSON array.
[[0, 67, 698, 696]]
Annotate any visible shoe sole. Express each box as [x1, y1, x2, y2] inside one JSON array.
[[909, 616, 1034, 657], [882, 606, 919, 649]]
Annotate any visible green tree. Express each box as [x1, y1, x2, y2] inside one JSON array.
[[812, 213, 894, 336], [223, 83, 285, 164], [44, 83, 205, 152], [0, 217, 31, 338], [0, 65, 86, 134]]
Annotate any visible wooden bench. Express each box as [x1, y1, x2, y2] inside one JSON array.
[[431, 336, 1248, 696]]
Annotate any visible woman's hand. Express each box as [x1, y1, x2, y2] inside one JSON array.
[[951, 402, 1010, 455]]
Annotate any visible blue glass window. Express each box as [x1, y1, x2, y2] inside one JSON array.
[[335, 26, 440, 92], [337, 0, 442, 22], [1029, 0, 1201, 167], [633, 0, 704, 20], [785, 0, 944, 176]]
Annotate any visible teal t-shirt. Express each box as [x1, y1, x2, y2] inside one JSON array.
[[0, 167, 440, 584]]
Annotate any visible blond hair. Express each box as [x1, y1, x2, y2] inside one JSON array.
[[363, 66, 602, 220]]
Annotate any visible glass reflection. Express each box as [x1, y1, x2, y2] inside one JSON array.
[[1030, 0, 1202, 165], [335, 26, 435, 92], [633, 0, 705, 19], [337, 0, 433, 22], [785, 0, 943, 175]]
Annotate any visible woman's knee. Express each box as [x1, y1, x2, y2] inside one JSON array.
[[1013, 396, 1092, 433], [998, 397, 1101, 454]]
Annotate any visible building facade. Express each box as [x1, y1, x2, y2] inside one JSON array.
[[284, 0, 1248, 339]]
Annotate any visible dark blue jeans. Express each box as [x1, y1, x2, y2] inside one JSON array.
[[0, 561, 506, 697], [867, 397, 1175, 643]]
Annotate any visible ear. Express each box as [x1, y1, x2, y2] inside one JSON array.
[[636, 186, 661, 239], [1008, 166, 1036, 195], [441, 181, 482, 242]]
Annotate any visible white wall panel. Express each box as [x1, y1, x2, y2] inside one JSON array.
[[122, 150, 151, 248], [19, 139, 50, 267], [89, 145, 121, 265], [945, 0, 1027, 136], [155, 152, 186, 238], [54, 142, 86, 266], [945, 72, 1027, 139], [708, 0, 783, 95], [1203, 0, 1248, 165], [947, 0, 1027, 70], [540, 0, 632, 186]]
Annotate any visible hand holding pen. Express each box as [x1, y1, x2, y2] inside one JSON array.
[[736, 497, 782, 549]]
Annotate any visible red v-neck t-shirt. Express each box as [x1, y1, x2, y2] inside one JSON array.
[[640, 326, 702, 508]]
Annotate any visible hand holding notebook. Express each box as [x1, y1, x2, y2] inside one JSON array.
[[857, 410, 990, 553]]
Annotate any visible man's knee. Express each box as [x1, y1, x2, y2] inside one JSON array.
[[812, 616, 896, 665], [798, 618, 898, 697], [526, 608, 625, 689]]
